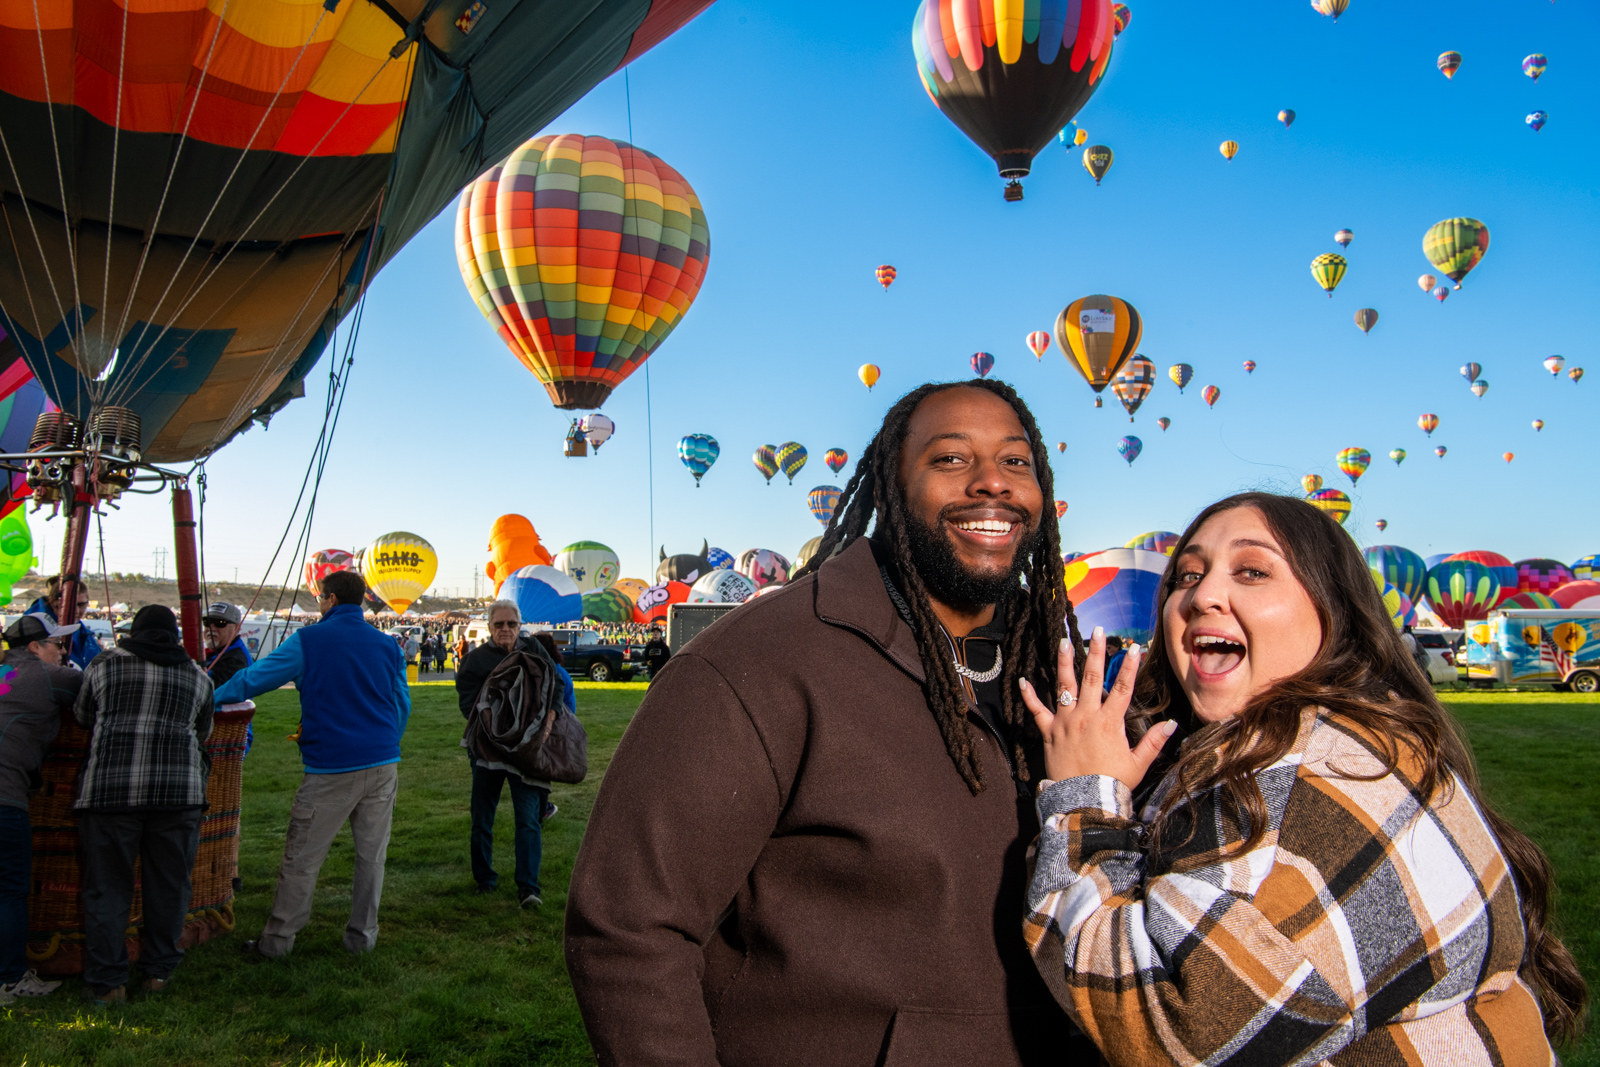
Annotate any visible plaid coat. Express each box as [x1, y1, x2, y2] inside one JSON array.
[[74, 647, 214, 811], [1024, 707, 1553, 1067]]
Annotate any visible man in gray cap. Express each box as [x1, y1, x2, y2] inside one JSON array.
[[202, 602, 253, 753], [0, 613, 83, 1005]]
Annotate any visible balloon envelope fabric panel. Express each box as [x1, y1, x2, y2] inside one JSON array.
[[1063, 548, 1169, 644], [1363, 545, 1429, 606], [503, 565, 583, 624]]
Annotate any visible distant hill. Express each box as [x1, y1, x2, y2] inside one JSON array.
[[9, 572, 482, 616]]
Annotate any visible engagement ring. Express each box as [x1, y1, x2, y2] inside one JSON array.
[[1057, 691, 1077, 708]]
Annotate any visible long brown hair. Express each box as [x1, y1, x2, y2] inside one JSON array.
[[789, 380, 1079, 793], [1134, 492, 1586, 1044]]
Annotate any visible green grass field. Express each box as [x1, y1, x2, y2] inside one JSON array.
[[4, 686, 1597, 1066]]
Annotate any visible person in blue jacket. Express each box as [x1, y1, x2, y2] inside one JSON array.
[[214, 569, 409, 958], [27, 576, 101, 671]]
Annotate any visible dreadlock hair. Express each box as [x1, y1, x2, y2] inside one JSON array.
[[790, 379, 1084, 794]]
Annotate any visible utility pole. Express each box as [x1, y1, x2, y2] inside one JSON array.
[[152, 547, 169, 581]]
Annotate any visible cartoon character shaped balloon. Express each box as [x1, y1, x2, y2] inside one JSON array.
[[0, 510, 34, 605], [658, 542, 713, 584], [486, 515, 553, 596], [634, 580, 690, 624]]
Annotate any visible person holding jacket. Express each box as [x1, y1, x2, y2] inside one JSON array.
[[455, 601, 562, 907], [75, 606, 213, 1006], [214, 570, 409, 957], [0, 613, 84, 1005]]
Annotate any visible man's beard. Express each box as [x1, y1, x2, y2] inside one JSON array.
[[903, 507, 1037, 613]]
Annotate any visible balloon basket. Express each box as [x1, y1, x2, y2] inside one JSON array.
[[1003, 181, 1024, 202]]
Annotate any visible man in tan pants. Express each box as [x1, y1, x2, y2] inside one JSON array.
[[214, 571, 410, 956]]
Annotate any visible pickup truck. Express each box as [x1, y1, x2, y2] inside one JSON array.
[[547, 628, 634, 682]]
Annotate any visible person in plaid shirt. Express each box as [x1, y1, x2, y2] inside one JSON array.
[[1020, 492, 1585, 1066], [74, 605, 214, 1007]]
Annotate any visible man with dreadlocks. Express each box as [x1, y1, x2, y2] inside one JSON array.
[[566, 381, 1091, 1067]]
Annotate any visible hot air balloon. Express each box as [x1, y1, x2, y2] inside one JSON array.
[[553, 541, 621, 594], [486, 515, 554, 597], [808, 486, 842, 526], [1426, 560, 1500, 628], [304, 549, 355, 599], [1056, 500, 1070, 518], [0, 510, 32, 605], [1544, 355, 1566, 376], [1057, 442, 1068, 453], [1083, 145, 1114, 185], [1504, 591, 1560, 611], [1523, 54, 1547, 81], [738, 548, 792, 590], [1219, 140, 1239, 161], [1532, 419, 1544, 432], [678, 434, 720, 487], [753, 445, 780, 485], [1526, 111, 1547, 132], [778, 442, 808, 484], [1301, 474, 1323, 494], [579, 414, 616, 452], [1157, 417, 1171, 431], [1311, 253, 1347, 297], [1337, 447, 1371, 485], [458, 135, 710, 412], [1461, 363, 1482, 384], [971, 352, 996, 378], [792, 536, 824, 573], [1424, 218, 1489, 289], [611, 577, 651, 606], [1307, 489, 1352, 526], [1278, 109, 1296, 128], [1418, 274, 1437, 292], [877, 265, 898, 290], [363, 532, 438, 615], [1117, 436, 1142, 465], [1374, 519, 1388, 532], [911, 0, 1119, 201], [634, 580, 691, 624], [581, 587, 636, 624], [1354, 309, 1378, 334], [1503, 452, 1514, 463], [1202, 385, 1220, 407], [1513, 559, 1575, 596], [1552, 581, 1600, 610], [1111, 355, 1156, 421], [706, 547, 736, 571], [501, 564, 583, 624], [1571, 368, 1585, 384], [1435, 446, 1447, 458], [688, 569, 758, 605], [1418, 413, 1439, 436], [1471, 381, 1488, 398], [1125, 531, 1181, 555], [1056, 295, 1143, 400], [1243, 360, 1256, 374], [1112, 4, 1131, 35], [1059, 122, 1087, 148], [1437, 51, 1462, 78], [1335, 229, 1354, 248], [1169, 364, 1193, 392], [859, 364, 882, 391], [1432, 286, 1450, 302], [1377, 581, 1415, 631], [0, 3, 706, 463], [1026, 331, 1052, 359], [824, 448, 849, 475], [1311, 0, 1350, 21], [1365, 544, 1429, 605], [1390, 448, 1406, 465], [1063, 548, 1169, 644], [1446, 551, 1517, 605]]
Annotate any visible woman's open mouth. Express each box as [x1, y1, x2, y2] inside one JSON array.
[[1191, 633, 1246, 677]]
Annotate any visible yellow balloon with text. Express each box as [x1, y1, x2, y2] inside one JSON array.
[[362, 531, 439, 615]]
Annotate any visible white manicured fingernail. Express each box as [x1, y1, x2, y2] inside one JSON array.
[[1092, 626, 1104, 640], [1059, 638, 1071, 654], [1129, 643, 1141, 656], [1160, 720, 1178, 735]]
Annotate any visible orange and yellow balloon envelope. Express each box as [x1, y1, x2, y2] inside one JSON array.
[[859, 364, 880, 390]]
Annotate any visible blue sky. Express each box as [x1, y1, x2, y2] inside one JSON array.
[[52, 0, 1599, 598]]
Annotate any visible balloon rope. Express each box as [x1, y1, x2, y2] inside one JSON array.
[[627, 67, 656, 563]]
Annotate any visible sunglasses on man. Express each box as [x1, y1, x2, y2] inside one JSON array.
[[203, 619, 234, 629]]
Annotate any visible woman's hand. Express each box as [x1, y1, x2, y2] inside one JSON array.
[[1020, 627, 1176, 791]]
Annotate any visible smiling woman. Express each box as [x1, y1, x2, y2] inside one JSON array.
[[1021, 492, 1587, 1067]]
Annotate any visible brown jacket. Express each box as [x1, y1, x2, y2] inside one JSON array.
[[565, 538, 1081, 1066]]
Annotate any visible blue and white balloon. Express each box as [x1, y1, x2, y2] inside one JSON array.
[[500, 564, 582, 624]]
